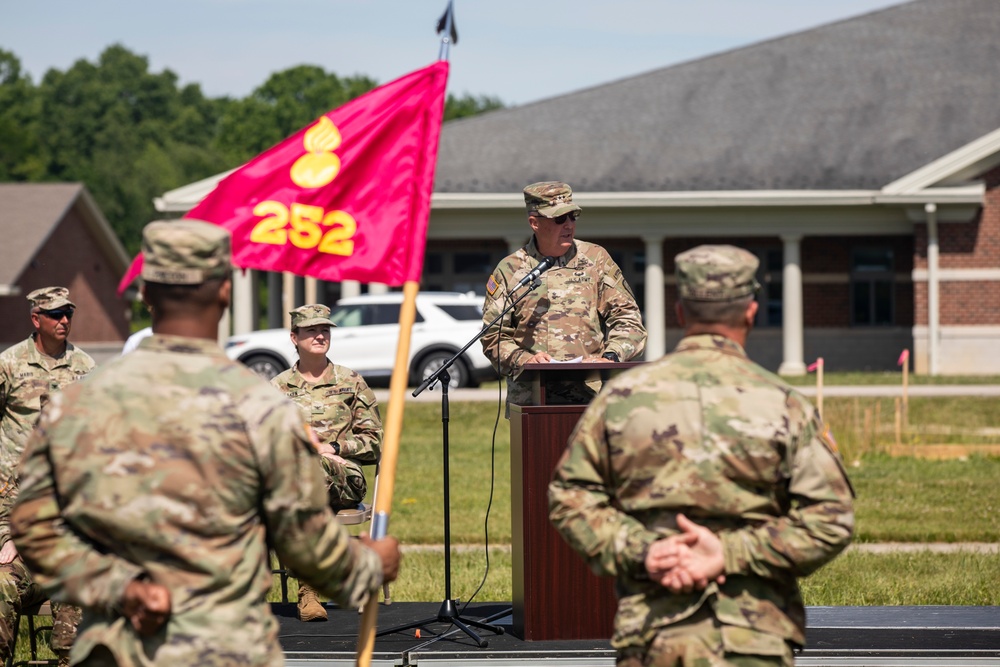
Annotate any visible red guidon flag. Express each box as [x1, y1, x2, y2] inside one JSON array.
[[118, 60, 449, 292]]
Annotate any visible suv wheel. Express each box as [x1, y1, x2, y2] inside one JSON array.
[[242, 353, 288, 381], [416, 351, 468, 389]]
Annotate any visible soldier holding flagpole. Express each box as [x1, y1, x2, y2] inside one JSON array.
[[13, 220, 401, 666]]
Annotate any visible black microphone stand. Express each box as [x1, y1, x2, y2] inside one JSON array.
[[378, 278, 541, 649]]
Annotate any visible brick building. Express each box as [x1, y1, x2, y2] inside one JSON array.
[[0, 183, 131, 348], [156, 0, 1000, 374]]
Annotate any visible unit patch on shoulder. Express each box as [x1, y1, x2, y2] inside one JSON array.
[[486, 274, 501, 297]]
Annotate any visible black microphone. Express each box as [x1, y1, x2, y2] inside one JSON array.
[[509, 256, 556, 293]]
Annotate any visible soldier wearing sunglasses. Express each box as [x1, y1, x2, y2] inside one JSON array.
[[482, 182, 646, 413], [0, 286, 94, 667]]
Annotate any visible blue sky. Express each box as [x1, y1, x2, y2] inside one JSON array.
[[2, 0, 905, 106]]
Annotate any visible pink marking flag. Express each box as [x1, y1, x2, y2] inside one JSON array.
[[897, 349, 910, 366], [807, 357, 824, 372], [118, 60, 450, 294]]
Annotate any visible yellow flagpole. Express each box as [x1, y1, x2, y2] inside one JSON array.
[[356, 279, 420, 667]]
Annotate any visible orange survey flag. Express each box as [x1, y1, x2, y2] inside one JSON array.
[[118, 60, 449, 292]]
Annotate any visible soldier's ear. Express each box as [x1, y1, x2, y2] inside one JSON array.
[[218, 279, 232, 311], [744, 300, 759, 330]]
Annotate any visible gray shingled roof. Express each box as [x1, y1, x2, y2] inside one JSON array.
[[435, 0, 1000, 193]]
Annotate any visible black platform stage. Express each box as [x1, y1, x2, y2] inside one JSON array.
[[275, 602, 1000, 666]]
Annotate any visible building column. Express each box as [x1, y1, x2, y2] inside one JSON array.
[[218, 310, 230, 344], [231, 268, 254, 335], [305, 277, 318, 304], [777, 234, 806, 376], [267, 272, 283, 329], [368, 283, 389, 295], [341, 280, 362, 299], [282, 273, 295, 329], [642, 234, 666, 361], [926, 203, 940, 376], [249, 270, 261, 330]]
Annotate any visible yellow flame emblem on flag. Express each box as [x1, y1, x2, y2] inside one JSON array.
[[290, 117, 343, 188]]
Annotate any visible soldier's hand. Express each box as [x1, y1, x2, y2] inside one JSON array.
[[360, 534, 401, 583], [122, 578, 171, 636], [584, 356, 612, 363], [646, 514, 726, 594], [524, 351, 553, 364], [0, 540, 17, 565]]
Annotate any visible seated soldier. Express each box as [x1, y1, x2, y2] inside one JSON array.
[[271, 304, 382, 622]]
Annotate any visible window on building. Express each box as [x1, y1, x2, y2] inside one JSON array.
[[420, 246, 507, 296], [453, 252, 495, 274], [750, 248, 783, 327], [851, 247, 894, 326], [610, 249, 646, 308]]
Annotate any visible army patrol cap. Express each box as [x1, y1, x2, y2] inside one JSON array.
[[524, 181, 582, 218], [141, 219, 231, 285], [675, 244, 761, 301], [27, 286, 75, 311], [291, 304, 337, 329]]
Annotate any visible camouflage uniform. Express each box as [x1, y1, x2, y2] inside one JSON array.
[[0, 287, 94, 666], [10, 220, 384, 667], [481, 235, 646, 408], [549, 245, 855, 667], [271, 361, 382, 511]]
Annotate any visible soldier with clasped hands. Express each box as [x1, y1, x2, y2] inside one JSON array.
[[550, 245, 855, 667]]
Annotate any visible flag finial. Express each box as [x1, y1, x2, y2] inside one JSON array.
[[436, 0, 458, 60]]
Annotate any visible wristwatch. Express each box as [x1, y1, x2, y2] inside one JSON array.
[[602, 352, 620, 363]]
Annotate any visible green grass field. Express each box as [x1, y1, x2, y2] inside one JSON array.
[[12, 393, 999, 662]]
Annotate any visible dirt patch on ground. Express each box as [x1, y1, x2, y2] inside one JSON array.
[[885, 444, 1000, 459]]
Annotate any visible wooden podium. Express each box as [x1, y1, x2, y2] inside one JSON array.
[[509, 361, 642, 641]]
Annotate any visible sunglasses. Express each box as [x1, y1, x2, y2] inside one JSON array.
[[546, 212, 579, 225], [39, 309, 74, 320]]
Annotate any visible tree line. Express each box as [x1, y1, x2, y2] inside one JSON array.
[[0, 45, 503, 252]]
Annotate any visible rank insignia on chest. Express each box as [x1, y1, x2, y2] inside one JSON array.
[[486, 275, 500, 296]]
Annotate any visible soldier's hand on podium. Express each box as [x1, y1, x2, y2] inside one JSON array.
[[524, 351, 553, 364]]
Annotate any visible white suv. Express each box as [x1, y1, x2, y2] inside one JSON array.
[[224, 292, 496, 388]]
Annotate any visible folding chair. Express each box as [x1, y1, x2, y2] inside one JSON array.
[[7, 600, 56, 667], [271, 462, 390, 606], [335, 463, 391, 606]]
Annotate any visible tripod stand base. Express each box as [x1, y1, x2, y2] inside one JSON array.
[[377, 598, 507, 649]]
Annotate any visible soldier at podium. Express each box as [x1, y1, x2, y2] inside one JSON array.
[[549, 245, 855, 667], [481, 181, 646, 412]]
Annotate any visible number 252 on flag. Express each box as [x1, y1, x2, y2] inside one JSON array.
[[250, 201, 357, 257]]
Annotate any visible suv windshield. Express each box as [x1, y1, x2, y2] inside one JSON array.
[[330, 303, 425, 327]]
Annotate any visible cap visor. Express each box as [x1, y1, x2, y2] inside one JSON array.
[[536, 202, 582, 218]]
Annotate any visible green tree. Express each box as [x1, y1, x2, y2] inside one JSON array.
[[0, 50, 44, 180], [214, 66, 379, 164], [444, 92, 504, 121], [2, 44, 505, 254], [33, 45, 229, 250]]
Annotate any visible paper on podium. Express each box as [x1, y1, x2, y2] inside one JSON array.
[[546, 356, 583, 364]]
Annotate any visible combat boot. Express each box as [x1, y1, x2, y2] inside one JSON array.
[[297, 582, 327, 622]]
